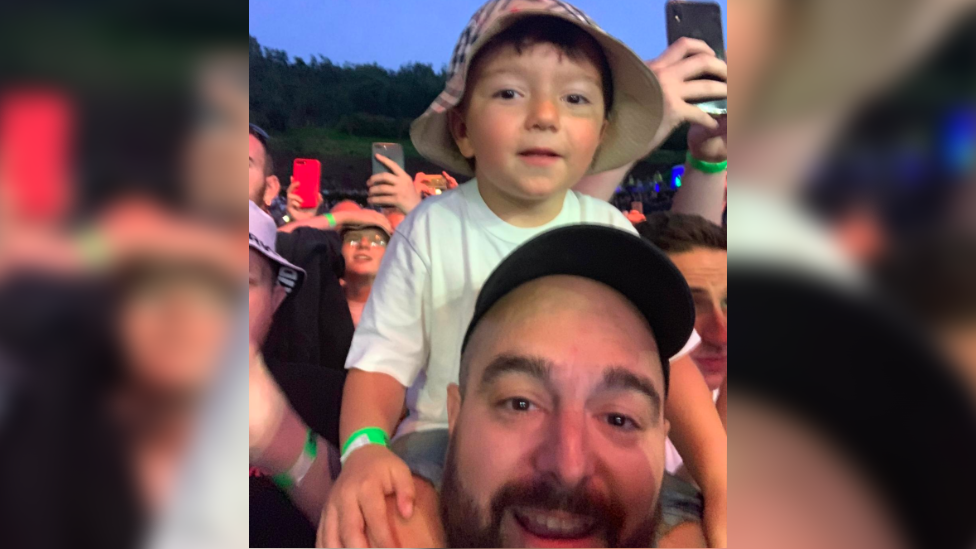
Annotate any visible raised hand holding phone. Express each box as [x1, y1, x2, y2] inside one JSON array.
[[367, 151, 423, 215], [286, 176, 323, 222]]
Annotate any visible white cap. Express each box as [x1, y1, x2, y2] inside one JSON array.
[[248, 201, 305, 294]]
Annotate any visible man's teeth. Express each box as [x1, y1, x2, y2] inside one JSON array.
[[520, 509, 593, 537]]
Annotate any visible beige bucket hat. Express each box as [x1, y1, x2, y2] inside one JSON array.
[[410, 0, 665, 177]]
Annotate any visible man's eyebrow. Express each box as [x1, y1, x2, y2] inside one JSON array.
[[477, 354, 553, 393], [600, 367, 663, 417]]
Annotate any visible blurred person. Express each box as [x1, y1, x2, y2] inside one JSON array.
[[183, 49, 250, 224], [736, 268, 976, 549], [876, 234, 976, 397], [114, 259, 237, 512], [326, 3, 726, 548], [729, 0, 973, 279], [339, 221, 392, 327], [320, 226, 704, 548]]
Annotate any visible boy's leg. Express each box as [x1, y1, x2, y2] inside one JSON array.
[[386, 477, 444, 548], [656, 474, 706, 548], [387, 429, 450, 547]]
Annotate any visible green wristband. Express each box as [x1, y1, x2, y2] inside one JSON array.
[[322, 212, 337, 227], [76, 228, 111, 269], [271, 429, 318, 491], [686, 151, 728, 174], [341, 427, 389, 464]]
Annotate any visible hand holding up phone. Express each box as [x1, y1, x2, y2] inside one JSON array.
[[286, 177, 323, 222], [367, 154, 423, 215], [646, 38, 728, 153]]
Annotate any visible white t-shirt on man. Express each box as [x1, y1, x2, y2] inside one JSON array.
[[346, 179, 698, 439]]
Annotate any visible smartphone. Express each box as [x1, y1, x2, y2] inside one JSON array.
[[666, 1, 727, 115], [292, 158, 321, 209], [372, 142, 404, 176], [0, 89, 74, 223], [426, 175, 447, 195]]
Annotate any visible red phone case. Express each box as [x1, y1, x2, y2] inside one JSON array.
[[0, 89, 74, 222], [292, 158, 321, 209]]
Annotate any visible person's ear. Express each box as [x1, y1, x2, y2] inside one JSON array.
[[448, 109, 475, 159], [447, 383, 461, 436], [263, 175, 280, 208], [271, 284, 287, 314]]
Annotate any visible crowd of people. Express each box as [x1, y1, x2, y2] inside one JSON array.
[[249, 1, 728, 547]]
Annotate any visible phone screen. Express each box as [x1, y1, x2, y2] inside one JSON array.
[[666, 1, 727, 115]]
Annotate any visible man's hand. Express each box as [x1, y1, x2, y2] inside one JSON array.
[[646, 37, 728, 153], [332, 208, 394, 235], [319, 444, 415, 548], [688, 114, 727, 163], [368, 155, 423, 214], [287, 177, 323, 222]]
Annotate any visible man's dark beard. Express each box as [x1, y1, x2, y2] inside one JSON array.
[[440, 438, 661, 548]]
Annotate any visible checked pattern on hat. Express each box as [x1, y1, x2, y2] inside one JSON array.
[[448, 0, 599, 79], [430, 0, 600, 115]]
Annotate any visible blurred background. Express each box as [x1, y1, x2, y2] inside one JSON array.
[[0, 2, 248, 549]]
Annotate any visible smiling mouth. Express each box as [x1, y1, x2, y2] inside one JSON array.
[[353, 254, 371, 261], [512, 507, 598, 540]]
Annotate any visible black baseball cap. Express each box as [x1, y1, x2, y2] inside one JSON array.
[[462, 225, 696, 391]]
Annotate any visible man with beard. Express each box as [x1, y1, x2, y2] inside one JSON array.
[[419, 225, 694, 548], [248, 123, 281, 216]]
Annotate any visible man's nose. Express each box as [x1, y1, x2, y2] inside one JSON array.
[[356, 237, 370, 249], [703, 302, 727, 345], [526, 97, 559, 132], [534, 409, 593, 487]]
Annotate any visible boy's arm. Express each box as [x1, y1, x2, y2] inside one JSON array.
[[323, 226, 432, 548], [338, 369, 406, 448], [667, 355, 728, 548]]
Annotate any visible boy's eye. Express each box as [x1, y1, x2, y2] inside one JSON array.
[[566, 94, 591, 105], [494, 89, 520, 100]]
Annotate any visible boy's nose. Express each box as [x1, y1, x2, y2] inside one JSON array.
[[526, 97, 559, 132]]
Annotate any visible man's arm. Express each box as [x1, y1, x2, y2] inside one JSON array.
[[249, 345, 337, 524], [278, 209, 393, 235]]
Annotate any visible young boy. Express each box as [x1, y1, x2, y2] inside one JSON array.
[[326, 1, 726, 547]]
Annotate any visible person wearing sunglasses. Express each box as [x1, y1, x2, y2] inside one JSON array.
[[339, 223, 392, 327]]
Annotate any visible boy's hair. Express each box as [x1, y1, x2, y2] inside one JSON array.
[[460, 16, 615, 117], [636, 213, 727, 254]]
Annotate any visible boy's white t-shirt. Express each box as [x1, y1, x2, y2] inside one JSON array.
[[346, 179, 698, 439]]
